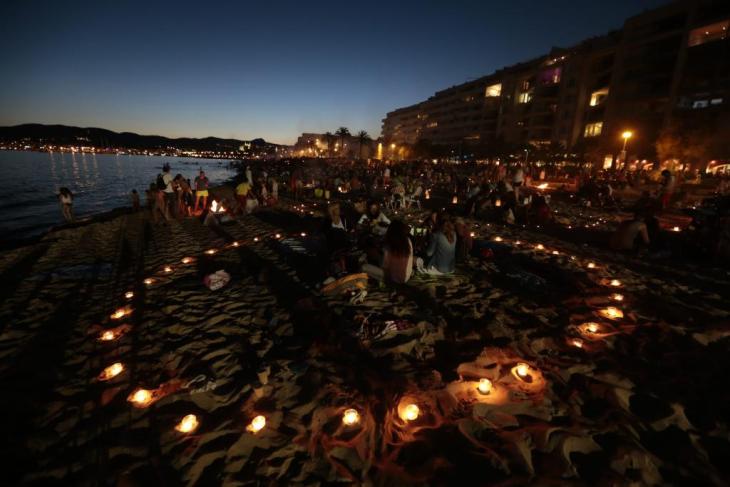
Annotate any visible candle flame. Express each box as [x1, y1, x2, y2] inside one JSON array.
[[300, 232, 307, 237], [129, 388, 153, 406], [601, 307, 624, 319], [175, 414, 199, 433], [610, 279, 621, 287], [402, 404, 420, 421], [516, 363, 530, 377], [494, 236, 503, 242], [587, 262, 596, 269], [144, 278, 154, 285], [275, 234, 281, 239], [110, 307, 130, 320], [99, 362, 124, 380], [181, 257, 193, 264], [100, 330, 116, 341], [611, 293, 624, 302], [232, 241, 239, 247], [537, 183, 549, 189], [342, 408, 360, 426], [552, 250, 559, 255], [452, 196, 458, 204], [470, 232, 475, 237], [205, 249, 217, 255], [585, 322, 600, 333], [124, 291, 134, 299], [672, 226, 680, 232], [247, 415, 266, 433], [253, 237, 259, 242], [163, 266, 173, 273], [571, 338, 584, 348], [536, 244, 544, 250], [477, 378, 493, 394]]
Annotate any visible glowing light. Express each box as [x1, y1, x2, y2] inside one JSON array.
[[552, 250, 559, 255], [100, 330, 116, 341], [515, 363, 530, 378], [600, 307, 624, 319], [622, 131, 633, 140], [495, 198, 501, 207], [535, 244, 544, 250], [275, 233, 281, 239], [253, 237, 259, 242], [98, 362, 124, 381], [610, 279, 622, 287], [301, 232, 307, 237], [342, 408, 361, 426], [144, 278, 154, 285], [181, 257, 194, 264], [470, 232, 476, 237], [585, 322, 600, 333], [124, 291, 134, 299], [175, 414, 199, 433], [515, 240, 522, 245], [129, 389, 153, 407], [247, 415, 266, 433], [401, 404, 420, 421], [587, 262, 596, 269], [671, 226, 680, 232], [611, 293, 624, 302], [205, 249, 217, 255], [494, 236, 503, 242], [110, 307, 131, 320], [537, 183, 549, 190], [232, 241, 239, 247], [477, 378, 493, 395], [570, 338, 584, 348], [163, 266, 173, 273]]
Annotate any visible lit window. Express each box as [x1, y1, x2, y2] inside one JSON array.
[[590, 88, 609, 107], [518, 92, 532, 104], [584, 122, 603, 137], [521, 80, 531, 91], [485, 83, 502, 97], [688, 20, 729, 47]]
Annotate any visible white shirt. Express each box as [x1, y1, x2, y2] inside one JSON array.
[[163, 173, 174, 193]]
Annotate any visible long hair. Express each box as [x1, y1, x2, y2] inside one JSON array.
[[384, 219, 411, 257], [440, 219, 456, 244]]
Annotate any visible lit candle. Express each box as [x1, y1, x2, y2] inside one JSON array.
[[128, 388, 153, 407], [495, 198, 501, 207], [275, 233, 281, 239], [175, 414, 199, 433], [110, 307, 130, 320], [672, 226, 680, 232], [515, 363, 530, 378], [452, 196, 458, 204], [477, 378, 493, 395], [342, 408, 360, 426], [300, 232, 307, 237], [402, 404, 420, 421], [494, 236, 503, 242], [611, 293, 624, 302], [536, 244, 544, 250], [98, 362, 124, 381], [587, 262, 596, 269], [247, 415, 266, 433], [470, 232, 475, 237], [600, 307, 623, 319], [205, 249, 217, 255], [181, 257, 193, 264], [253, 237, 259, 242], [610, 279, 621, 287], [99, 330, 116, 341], [515, 240, 522, 245], [144, 278, 154, 285], [232, 241, 239, 247], [163, 266, 173, 273], [124, 291, 134, 299], [570, 338, 584, 348], [552, 250, 559, 255], [586, 322, 599, 333]]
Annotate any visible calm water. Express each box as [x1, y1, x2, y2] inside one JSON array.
[[0, 150, 237, 241]]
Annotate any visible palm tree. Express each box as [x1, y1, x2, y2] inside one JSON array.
[[324, 131, 334, 158], [335, 127, 350, 157], [356, 130, 371, 160]]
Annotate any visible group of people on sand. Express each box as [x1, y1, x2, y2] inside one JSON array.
[[234, 166, 279, 216], [144, 163, 211, 222]]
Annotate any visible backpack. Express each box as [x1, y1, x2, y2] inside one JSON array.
[[156, 173, 166, 190]]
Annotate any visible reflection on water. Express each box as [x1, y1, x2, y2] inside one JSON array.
[[0, 150, 237, 241]]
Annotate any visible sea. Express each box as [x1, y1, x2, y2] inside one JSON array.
[[0, 150, 238, 242]]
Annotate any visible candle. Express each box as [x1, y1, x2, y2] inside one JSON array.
[[515, 363, 530, 378], [570, 338, 584, 348], [163, 266, 173, 273], [515, 240, 522, 245], [610, 279, 621, 287], [247, 415, 266, 433], [587, 262, 596, 269], [175, 414, 199, 433], [470, 232, 475, 238], [425, 190, 431, 200], [205, 249, 217, 255], [452, 196, 458, 204], [181, 257, 193, 264], [495, 198, 501, 207], [253, 237, 259, 242], [477, 378, 493, 395], [535, 244, 544, 250], [99, 330, 116, 341], [300, 232, 307, 237], [600, 307, 623, 319], [494, 236, 503, 242], [552, 250, 559, 255], [402, 404, 420, 421], [232, 241, 239, 247], [611, 293, 624, 302], [586, 322, 599, 333], [124, 291, 134, 299], [110, 307, 130, 320], [275, 234, 281, 239], [128, 388, 153, 407], [144, 278, 154, 285], [342, 408, 360, 426], [672, 226, 680, 232], [98, 362, 124, 381]]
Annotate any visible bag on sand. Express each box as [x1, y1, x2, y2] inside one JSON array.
[[204, 269, 231, 290], [321, 273, 368, 296]]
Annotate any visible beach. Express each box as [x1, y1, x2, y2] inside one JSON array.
[[1, 187, 729, 486]]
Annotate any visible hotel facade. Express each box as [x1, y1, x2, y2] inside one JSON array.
[[381, 0, 730, 168]]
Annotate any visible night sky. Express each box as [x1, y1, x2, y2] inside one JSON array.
[[1, 0, 668, 144]]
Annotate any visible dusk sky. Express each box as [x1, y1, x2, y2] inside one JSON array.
[[1, 0, 668, 145]]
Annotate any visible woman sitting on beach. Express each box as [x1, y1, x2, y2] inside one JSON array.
[[58, 187, 74, 223], [358, 202, 391, 236], [418, 218, 456, 275], [362, 219, 413, 283]]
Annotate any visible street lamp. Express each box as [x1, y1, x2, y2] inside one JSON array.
[[619, 131, 633, 168]]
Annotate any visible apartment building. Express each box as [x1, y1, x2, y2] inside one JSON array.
[[381, 0, 730, 167]]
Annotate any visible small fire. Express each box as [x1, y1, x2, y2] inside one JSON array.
[[401, 404, 420, 422], [175, 414, 199, 433], [477, 378, 493, 395], [515, 240, 522, 245], [552, 250, 559, 255], [128, 388, 153, 407], [300, 232, 307, 237], [232, 241, 239, 247], [470, 232, 476, 238], [671, 226, 680, 232], [98, 362, 124, 381], [210, 200, 226, 213], [253, 237, 259, 242], [515, 363, 530, 378], [247, 415, 266, 433], [342, 408, 361, 426], [275, 233, 281, 239], [425, 190, 431, 200], [585, 322, 600, 333], [495, 198, 501, 207], [110, 307, 131, 320], [570, 338, 584, 348]]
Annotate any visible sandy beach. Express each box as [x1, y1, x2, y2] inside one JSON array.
[[1, 189, 729, 486]]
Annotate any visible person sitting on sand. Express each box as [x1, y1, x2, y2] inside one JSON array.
[[362, 219, 414, 283], [194, 170, 209, 213], [358, 202, 391, 235], [610, 213, 650, 251], [58, 187, 74, 222], [418, 218, 456, 274]]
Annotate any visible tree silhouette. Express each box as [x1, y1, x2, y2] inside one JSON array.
[[324, 131, 334, 158], [356, 130, 371, 160], [335, 127, 350, 157]]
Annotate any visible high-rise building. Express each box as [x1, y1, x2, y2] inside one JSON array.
[[381, 0, 730, 168]]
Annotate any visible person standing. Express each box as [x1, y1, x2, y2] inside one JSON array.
[[235, 179, 250, 213], [58, 187, 74, 222], [659, 169, 675, 209], [194, 169, 209, 214], [245, 166, 253, 184]]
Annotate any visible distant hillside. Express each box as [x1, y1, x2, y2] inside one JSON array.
[[0, 124, 271, 151]]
